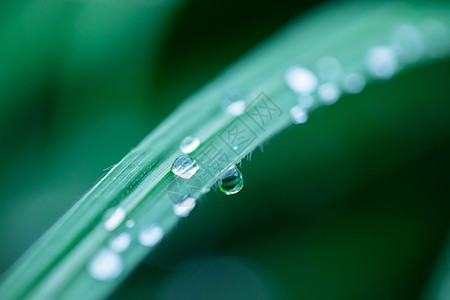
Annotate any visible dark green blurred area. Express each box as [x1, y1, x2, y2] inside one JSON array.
[[0, 0, 449, 299]]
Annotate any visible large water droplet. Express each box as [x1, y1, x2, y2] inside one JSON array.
[[104, 207, 126, 231], [342, 73, 365, 94], [218, 166, 244, 195], [138, 225, 164, 247], [180, 136, 200, 154], [88, 248, 123, 281], [318, 82, 340, 105], [285, 66, 318, 94], [172, 155, 199, 179], [109, 232, 132, 253], [173, 196, 196, 217], [366, 46, 398, 79], [290, 106, 308, 124]]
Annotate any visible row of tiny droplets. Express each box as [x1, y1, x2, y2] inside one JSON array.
[[286, 21, 449, 124], [88, 20, 448, 281]]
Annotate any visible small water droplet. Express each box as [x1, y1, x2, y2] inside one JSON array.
[[218, 166, 244, 195], [290, 106, 308, 124], [125, 219, 135, 228], [285, 66, 318, 94], [88, 248, 123, 281], [225, 100, 246, 116], [366, 46, 398, 79], [298, 94, 314, 109], [318, 82, 340, 104], [422, 19, 450, 58], [316, 56, 341, 80], [342, 73, 365, 94], [180, 136, 200, 154], [172, 155, 199, 179], [173, 196, 196, 217], [138, 225, 164, 247], [390, 25, 423, 63], [104, 207, 126, 231], [109, 232, 132, 253]]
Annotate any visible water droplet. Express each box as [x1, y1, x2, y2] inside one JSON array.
[[180, 136, 200, 154], [173, 196, 196, 217], [218, 166, 244, 195], [390, 25, 423, 63], [342, 73, 365, 94], [138, 225, 164, 247], [290, 106, 308, 124], [88, 248, 123, 281], [104, 207, 126, 231], [366, 46, 398, 79], [422, 19, 450, 58], [125, 219, 135, 228], [298, 94, 314, 109], [225, 100, 246, 116], [109, 232, 132, 253], [316, 56, 341, 80], [318, 82, 340, 104], [285, 66, 318, 94], [172, 155, 199, 179]]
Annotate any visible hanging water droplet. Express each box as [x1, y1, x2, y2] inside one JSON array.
[[109, 232, 132, 253], [138, 225, 164, 247], [173, 196, 196, 217], [125, 219, 135, 228], [285, 66, 318, 94], [318, 82, 340, 105], [366, 46, 398, 79], [218, 166, 244, 195], [316, 56, 341, 80], [342, 73, 365, 94], [180, 136, 200, 154], [172, 155, 199, 179], [290, 106, 308, 124], [104, 207, 126, 231], [88, 248, 123, 281]]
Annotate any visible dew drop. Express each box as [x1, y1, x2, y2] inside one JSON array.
[[172, 155, 199, 179], [180, 136, 200, 154], [390, 25, 423, 63], [342, 73, 366, 94], [104, 207, 126, 231], [285, 66, 318, 94], [225, 100, 246, 116], [290, 106, 308, 124], [138, 225, 164, 247], [318, 82, 340, 105], [316, 56, 341, 80], [125, 219, 135, 228], [173, 196, 196, 217], [218, 166, 244, 195], [109, 232, 132, 253], [422, 19, 450, 58], [88, 248, 123, 281], [366, 46, 398, 79]]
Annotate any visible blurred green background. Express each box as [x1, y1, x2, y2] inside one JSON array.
[[0, 0, 449, 299]]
